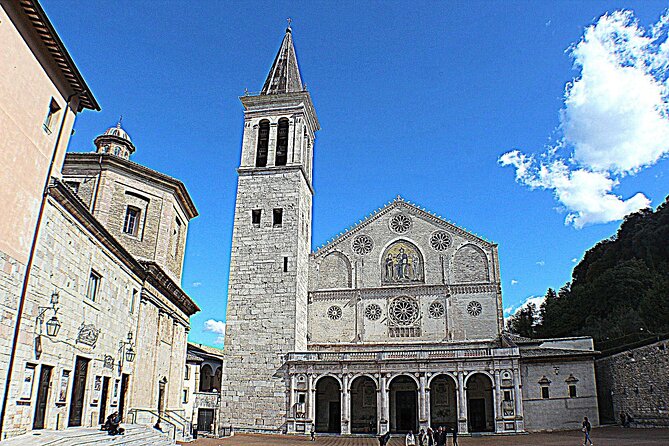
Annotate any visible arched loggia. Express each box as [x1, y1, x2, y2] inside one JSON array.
[[315, 376, 341, 433], [350, 376, 377, 434]]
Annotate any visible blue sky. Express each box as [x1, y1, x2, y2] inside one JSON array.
[[43, 1, 669, 346]]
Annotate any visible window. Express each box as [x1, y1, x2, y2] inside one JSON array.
[[283, 257, 288, 272], [503, 390, 512, 401], [298, 393, 306, 404], [43, 98, 61, 135], [541, 386, 550, 399], [569, 384, 577, 398], [185, 365, 190, 380], [171, 218, 182, 257], [183, 389, 189, 404], [273, 208, 283, 228], [256, 120, 270, 167], [123, 206, 140, 236], [86, 271, 101, 302], [65, 181, 80, 194], [252, 209, 261, 227], [130, 289, 138, 313], [275, 118, 289, 166]]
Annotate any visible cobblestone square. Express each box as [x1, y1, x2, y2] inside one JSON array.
[[183, 427, 669, 446]]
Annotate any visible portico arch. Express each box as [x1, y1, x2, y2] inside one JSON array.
[[315, 376, 341, 433], [389, 375, 418, 433], [466, 373, 494, 433], [350, 376, 377, 434], [429, 374, 457, 429]]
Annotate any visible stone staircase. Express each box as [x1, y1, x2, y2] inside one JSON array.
[[2, 424, 176, 446]]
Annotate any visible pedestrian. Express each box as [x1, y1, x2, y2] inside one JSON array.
[[406, 430, 416, 446], [582, 416, 593, 446], [619, 410, 627, 427], [426, 427, 435, 446], [379, 431, 391, 446], [452, 423, 458, 446], [418, 428, 426, 446], [310, 424, 315, 441], [435, 426, 446, 446]]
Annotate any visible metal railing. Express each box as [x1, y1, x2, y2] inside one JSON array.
[[127, 408, 186, 440]]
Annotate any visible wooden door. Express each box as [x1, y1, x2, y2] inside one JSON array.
[[118, 374, 129, 421], [68, 357, 89, 427], [197, 408, 214, 432], [98, 377, 110, 424], [33, 365, 52, 429]]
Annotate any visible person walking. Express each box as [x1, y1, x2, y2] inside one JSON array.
[[435, 426, 446, 446], [426, 427, 435, 446], [406, 430, 416, 446], [310, 424, 315, 441], [452, 423, 459, 446], [582, 416, 593, 446], [378, 431, 391, 446], [418, 428, 426, 446]]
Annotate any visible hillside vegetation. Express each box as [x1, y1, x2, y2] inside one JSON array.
[[507, 196, 669, 350]]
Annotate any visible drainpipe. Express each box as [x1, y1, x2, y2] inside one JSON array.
[[0, 92, 81, 440]]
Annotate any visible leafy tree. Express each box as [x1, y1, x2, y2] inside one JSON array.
[[507, 303, 538, 338]]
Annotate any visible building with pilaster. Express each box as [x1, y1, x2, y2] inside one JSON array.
[[220, 26, 600, 436]]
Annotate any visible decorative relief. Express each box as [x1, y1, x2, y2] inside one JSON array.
[[352, 235, 374, 256], [467, 300, 482, 317], [382, 240, 424, 284], [389, 214, 412, 234], [364, 304, 382, 321], [430, 231, 452, 252], [428, 301, 445, 318], [388, 296, 420, 326], [327, 305, 342, 320], [76, 323, 100, 347]]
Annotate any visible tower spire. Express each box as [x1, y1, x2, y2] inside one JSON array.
[[260, 25, 303, 95]]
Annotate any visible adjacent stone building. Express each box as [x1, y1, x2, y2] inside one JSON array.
[[184, 343, 225, 436], [220, 27, 600, 436]]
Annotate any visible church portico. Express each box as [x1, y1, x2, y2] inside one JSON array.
[[285, 346, 525, 435]]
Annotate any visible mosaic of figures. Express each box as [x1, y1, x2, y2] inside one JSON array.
[[382, 240, 424, 284]]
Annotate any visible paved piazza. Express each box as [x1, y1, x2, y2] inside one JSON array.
[[182, 427, 669, 446]]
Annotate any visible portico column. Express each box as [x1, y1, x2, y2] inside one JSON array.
[[513, 366, 525, 432], [493, 370, 502, 433], [457, 371, 468, 433], [288, 374, 297, 433], [380, 374, 389, 434], [308, 374, 316, 428], [419, 374, 428, 429], [341, 374, 350, 434]]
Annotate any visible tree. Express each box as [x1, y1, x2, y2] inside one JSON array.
[[507, 303, 537, 338]]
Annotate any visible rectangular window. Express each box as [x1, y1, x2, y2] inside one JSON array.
[[503, 390, 512, 401], [123, 206, 140, 235], [568, 384, 577, 398], [86, 271, 101, 302], [185, 365, 190, 380], [541, 386, 550, 399], [43, 98, 61, 135], [183, 389, 189, 404], [170, 217, 182, 257], [298, 393, 306, 404], [130, 289, 138, 313], [252, 209, 261, 227], [283, 256, 288, 272], [273, 208, 283, 228]]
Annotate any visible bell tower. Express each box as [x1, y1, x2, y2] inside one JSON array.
[[221, 25, 319, 431]]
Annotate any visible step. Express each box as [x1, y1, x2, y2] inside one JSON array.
[[3, 424, 176, 446]]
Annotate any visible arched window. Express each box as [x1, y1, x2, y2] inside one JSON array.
[[256, 120, 270, 167], [275, 118, 289, 166], [200, 364, 213, 392]]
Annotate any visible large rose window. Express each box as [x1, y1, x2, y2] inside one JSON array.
[[388, 296, 420, 326]]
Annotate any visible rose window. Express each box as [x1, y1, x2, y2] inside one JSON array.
[[364, 304, 382, 321], [352, 235, 374, 256], [327, 305, 342, 321], [390, 214, 412, 234], [430, 231, 452, 251], [429, 301, 445, 318], [467, 301, 482, 317], [388, 296, 420, 326]]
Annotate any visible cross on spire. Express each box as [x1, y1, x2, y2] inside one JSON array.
[[286, 17, 292, 30]]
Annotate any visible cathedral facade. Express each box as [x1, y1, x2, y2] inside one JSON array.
[[221, 28, 599, 435]]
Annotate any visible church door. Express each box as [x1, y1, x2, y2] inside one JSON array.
[[468, 399, 486, 432], [33, 365, 52, 429], [68, 357, 89, 427], [98, 377, 110, 424]]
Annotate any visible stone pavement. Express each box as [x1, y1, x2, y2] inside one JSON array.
[[181, 427, 669, 446]]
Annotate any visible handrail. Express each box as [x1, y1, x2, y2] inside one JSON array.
[[127, 407, 181, 440]]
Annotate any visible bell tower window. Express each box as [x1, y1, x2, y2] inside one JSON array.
[[256, 120, 270, 167], [275, 118, 289, 166]]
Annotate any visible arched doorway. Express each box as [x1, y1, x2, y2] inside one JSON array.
[[466, 373, 494, 432], [350, 376, 377, 434], [389, 375, 418, 433], [315, 376, 341, 433], [429, 374, 457, 429]]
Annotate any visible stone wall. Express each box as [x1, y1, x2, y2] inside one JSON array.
[[595, 339, 669, 427]]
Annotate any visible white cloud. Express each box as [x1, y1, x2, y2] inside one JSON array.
[[511, 279, 519, 285], [572, 258, 578, 263], [504, 306, 515, 315], [192, 281, 202, 288], [500, 10, 667, 228], [504, 295, 546, 325], [536, 260, 545, 266], [204, 319, 226, 345]]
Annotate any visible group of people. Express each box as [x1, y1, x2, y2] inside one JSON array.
[[378, 425, 458, 446]]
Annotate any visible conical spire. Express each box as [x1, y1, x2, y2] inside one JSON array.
[[260, 24, 304, 95]]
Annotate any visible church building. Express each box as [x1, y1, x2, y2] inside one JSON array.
[[220, 27, 600, 435]]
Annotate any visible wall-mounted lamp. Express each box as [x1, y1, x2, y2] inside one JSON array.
[[118, 331, 135, 370], [37, 291, 61, 337]]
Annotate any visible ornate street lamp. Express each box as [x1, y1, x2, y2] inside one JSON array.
[[37, 291, 60, 337], [125, 345, 136, 363], [119, 332, 135, 369], [45, 316, 61, 337]]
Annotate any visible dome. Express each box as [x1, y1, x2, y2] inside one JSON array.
[[103, 123, 131, 142]]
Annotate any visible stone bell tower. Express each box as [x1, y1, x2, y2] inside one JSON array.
[[220, 26, 319, 431]]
